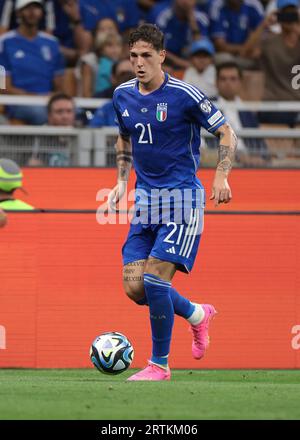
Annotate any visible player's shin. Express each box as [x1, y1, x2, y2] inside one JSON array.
[[135, 288, 203, 323], [143, 273, 174, 368]]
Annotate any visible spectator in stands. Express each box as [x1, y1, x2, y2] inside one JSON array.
[[210, 0, 264, 64], [28, 93, 76, 166], [0, 0, 65, 125], [80, 30, 122, 98], [0, 158, 35, 210], [47, 92, 76, 127], [0, 1, 90, 64], [88, 60, 135, 127], [110, 0, 141, 35], [183, 38, 217, 98], [147, 0, 209, 69], [78, 0, 141, 53], [0, 0, 45, 33], [95, 17, 119, 35], [88, 100, 117, 129], [94, 58, 135, 99], [214, 61, 270, 164], [46, 0, 92, 66], [138, 0, 169, 12], [243, 0, 300, 126]]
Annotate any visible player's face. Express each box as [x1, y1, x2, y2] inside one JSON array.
[[129, 41, 166, 85], [18, 4, 43, 27], [48, 100, 76, 127]]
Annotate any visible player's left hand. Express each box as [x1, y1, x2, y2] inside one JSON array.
[[107, 181, 127, 212], [210, 172, 232, 207]]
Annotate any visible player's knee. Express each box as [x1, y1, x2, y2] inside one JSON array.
[[123, 281, 145, 303]]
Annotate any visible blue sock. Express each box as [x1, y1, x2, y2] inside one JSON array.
[[136, 288, 195, 320], [143, 273, 174, 366], [170, 288, 195, 319]]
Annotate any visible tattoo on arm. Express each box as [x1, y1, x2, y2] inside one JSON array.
[[216, 124, 237, 175], [126, 261, 145, 267], [217, 144, 235, 174], [116, 151, 132, 163], [123, 276, 143, 282], [115, 137, 132, 181]]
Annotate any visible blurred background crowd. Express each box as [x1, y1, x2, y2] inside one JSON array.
[[0, 0, 299, 168]]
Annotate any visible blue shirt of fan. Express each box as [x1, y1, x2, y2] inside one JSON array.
[[210, 0, 264, 44], [50, 1, 75, 49], [0, 30, 65, 93], [113, 73, 226, 191], [80, 0, 140, 33], [147, 2, 209, 56], [89, 102, 117, 128], [80, 0, 116, 31], [112, 0, 141, 32]]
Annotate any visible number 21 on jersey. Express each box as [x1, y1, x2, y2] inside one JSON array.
[[135, 123, 153, 144]]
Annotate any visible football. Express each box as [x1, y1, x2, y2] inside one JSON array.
[[90, 331, 134, 375]]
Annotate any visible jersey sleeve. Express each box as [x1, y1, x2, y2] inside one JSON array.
[[112, 90, 130, 138], [185, 91, 226, 133]]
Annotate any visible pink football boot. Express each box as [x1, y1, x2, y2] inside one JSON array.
[[190, 304, 217, 359], [127, 362, 171, 381]]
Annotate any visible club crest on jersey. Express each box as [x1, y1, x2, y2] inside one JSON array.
[[156, 103, 168, 122]]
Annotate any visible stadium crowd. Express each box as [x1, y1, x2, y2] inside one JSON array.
[[0, 0, 299, 164]]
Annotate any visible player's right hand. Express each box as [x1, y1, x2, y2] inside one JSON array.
[[107, 181, 127, 211]]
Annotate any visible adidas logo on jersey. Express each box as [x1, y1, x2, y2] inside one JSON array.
[[122, 109, 129, 117], [166, 246, 176, 254]]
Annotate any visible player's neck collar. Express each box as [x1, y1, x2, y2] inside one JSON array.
[[137, 72, 169, 96]]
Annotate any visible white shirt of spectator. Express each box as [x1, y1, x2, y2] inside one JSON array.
[[183, 64, 217, 99], [217, 96, 248, 152]]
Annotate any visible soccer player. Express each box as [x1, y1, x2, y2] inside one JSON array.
[[109, 24, 237, 381]]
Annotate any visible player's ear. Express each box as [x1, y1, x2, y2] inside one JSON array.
[[160, 50, 166, 64]]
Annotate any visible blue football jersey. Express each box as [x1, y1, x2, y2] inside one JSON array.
[[113, 73, 226, 190], [0, 30, 65, 93], [210, 0, 264, 44]]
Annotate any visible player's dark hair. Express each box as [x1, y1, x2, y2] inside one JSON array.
[[129, 24, 164, 51], [47, 93, 74, 114], [216, 61, 243, 79]]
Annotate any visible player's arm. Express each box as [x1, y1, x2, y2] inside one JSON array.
[[210, 122, 237, 207], [107, 133, 132, 210]]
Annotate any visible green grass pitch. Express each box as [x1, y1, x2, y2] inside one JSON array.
[[0, 369, 300, 420]]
